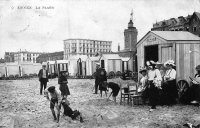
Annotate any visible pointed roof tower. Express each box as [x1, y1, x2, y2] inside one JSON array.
[[128, 9, 134, 28]]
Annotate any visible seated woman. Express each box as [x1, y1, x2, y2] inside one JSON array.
[[138, 67, 148, 101], [162, 60, 177, 105], [189, 65, 200, 105]]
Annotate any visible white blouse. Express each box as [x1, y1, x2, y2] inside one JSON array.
[[164, 69, 176, 80], [148, 69, 162, 81]]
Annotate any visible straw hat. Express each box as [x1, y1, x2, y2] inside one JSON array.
[[146, 60, 156, 66], [164, 60, 175, 66], [155, 61, 162, 65]]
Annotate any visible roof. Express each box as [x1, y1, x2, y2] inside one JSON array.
[[37, 51, 63, 58], [152, 13, 193, 29], [137, 31, 200, 46], [47, 61, 56, 64], [89, 56, 100, 61], [195, 12, 200, 20], [101, 54, 122, 60], [152, 31, 200, 41], [68, 55, 88, 61], [56, 60, 69, 64]]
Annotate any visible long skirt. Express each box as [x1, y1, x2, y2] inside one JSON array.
[[162, 79, 177, 105], [188, 83, 200, 102], [148, 80, 159, 109], [59, 84, 70, 96]]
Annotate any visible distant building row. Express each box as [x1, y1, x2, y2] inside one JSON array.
[[4, 50, 43, 63], [151, 12, 200, 37]]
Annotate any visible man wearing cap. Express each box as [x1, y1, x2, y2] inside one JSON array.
[[38, 65, 49, 95], [94, 63, 101, 94]]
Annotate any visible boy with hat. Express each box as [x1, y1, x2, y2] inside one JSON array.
[[44, 86, 62, 123], [61, 98, 84, 123]]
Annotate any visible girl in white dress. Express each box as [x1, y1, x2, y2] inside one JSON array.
[[146, 60, 162, 112]]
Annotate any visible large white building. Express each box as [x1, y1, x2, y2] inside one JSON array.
[[13, 50, 44, 63], [63, 39, 112, 60]]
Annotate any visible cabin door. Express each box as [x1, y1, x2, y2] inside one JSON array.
[[160, 44, 173, 63]]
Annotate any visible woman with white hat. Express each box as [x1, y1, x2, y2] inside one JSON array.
[[146, 60, 162, 112], [162, 60, 177, 105]]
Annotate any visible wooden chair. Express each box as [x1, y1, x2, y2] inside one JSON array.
[[120, 81, 137, 105], [130, 83, 144, 106]]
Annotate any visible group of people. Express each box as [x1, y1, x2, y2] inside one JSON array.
[[138, 60, 200, 112], [38, 65, 83, 123], [138, 60, 178, 112], [37, 60, 200, 123], [94, 63, 121, 103]]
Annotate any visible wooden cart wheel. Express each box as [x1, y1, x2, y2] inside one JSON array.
[[176, 80, 189, 101]]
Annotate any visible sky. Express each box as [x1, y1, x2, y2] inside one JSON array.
[[0, 0, 200, 58]]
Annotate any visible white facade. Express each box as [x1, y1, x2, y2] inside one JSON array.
[[14, 51, 43, 63], [63, 39, 112, 60]]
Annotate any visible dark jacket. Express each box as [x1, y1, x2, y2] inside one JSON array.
[[95, 67, 102, 82], [58, 75, 68, 85], [99, 68, 107, 82], [38, 69, 48, 82]]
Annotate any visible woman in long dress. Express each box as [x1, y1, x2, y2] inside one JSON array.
[[162, 60, 177, 105], [146, 60, 162, 112], [58, 71, 70, 98]]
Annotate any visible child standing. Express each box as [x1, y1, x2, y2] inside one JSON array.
[[44, 86, 62, 123], [58, 71, 70, 98]]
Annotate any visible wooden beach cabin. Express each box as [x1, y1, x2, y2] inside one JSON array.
[[137, 31, 200, 83], [55, 60, 68, 76], [100, 54, 122, 74], [86, 56, 100, 76]]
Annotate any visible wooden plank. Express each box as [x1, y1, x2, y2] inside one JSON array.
[[179, 44, 184, 81], [184, 44, 190, 82], [176, 43, 179, 81], [190, 44, 194, 78]]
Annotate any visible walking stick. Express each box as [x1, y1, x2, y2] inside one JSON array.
[[107, 92, 113, 100]]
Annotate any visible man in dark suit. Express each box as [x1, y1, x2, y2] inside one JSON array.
[[94, 63, 101, 94], [38, 65, 49, 95]]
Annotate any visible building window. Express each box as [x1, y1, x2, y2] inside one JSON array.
[[193, 27, 197, 32]]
